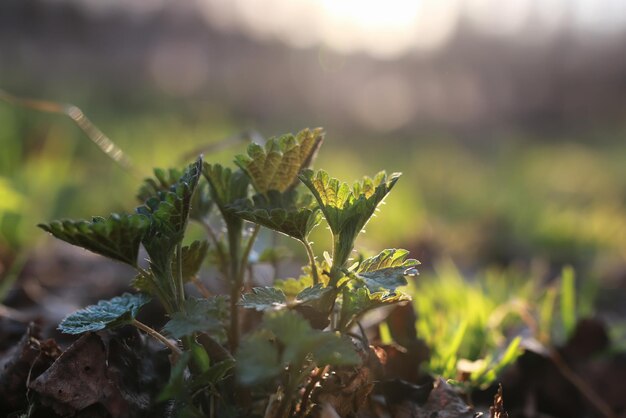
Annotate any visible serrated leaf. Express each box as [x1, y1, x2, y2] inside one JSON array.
[[38, 213, 149, 267], [162, 297, 226, 339], [295, 283, 333, 304], [58, 293, 151, 334], [173, 240, 209, 283], [240, 287, 287, 311], [137, 167, 182, 203], [190, 180, 214, 222], [308, 332, 360, 367], [234, 128, 324, 194], [229, 189, 322, 242], [338, 286, 410, 330], [355, 248, 420, 293], [237, 334, 282, 385], [299, 169, 401, 268], [202, 163, 249, 213], [137, 158, 203, 276]]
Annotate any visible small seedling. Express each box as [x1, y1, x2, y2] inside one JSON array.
[[39, 128, 419, 417]]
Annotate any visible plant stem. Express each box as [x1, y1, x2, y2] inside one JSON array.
[[175, 242, 185, 308], [239, 224, 260, 278], [227, 221, 243, 352], [201, 219, 227, 270], [302, 240, 319, 284], [131, 319, 182, 360]]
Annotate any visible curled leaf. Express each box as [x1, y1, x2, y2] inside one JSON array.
[[235, 127, 324, 194]]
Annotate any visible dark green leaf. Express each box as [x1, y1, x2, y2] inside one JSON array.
[[58, 293, 151, 334], [137, 157, 203, 276], [158, 351, 191, 401], [299, 169, 401, 268], [38, 213, 149, 267], [229, 190, 322, 242], [338, 286, 410, 330], [162, 297, 226, 339], [308, 333, 360, 367], [189, 180, 214, 222], [236, 334, 282, 385], [355, 248, 419, 293], [234, 128, 324, 194], [240, 287, 287, 311], [191, 358, 236, 392], [295, 283, 333, 304], [137, 167, 182, 203]]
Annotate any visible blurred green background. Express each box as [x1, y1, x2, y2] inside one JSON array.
[[2, 1, 626, 328]]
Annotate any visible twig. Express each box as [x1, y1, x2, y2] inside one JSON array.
[[549, 349, 616, 418], [131, 319, 182, 360]]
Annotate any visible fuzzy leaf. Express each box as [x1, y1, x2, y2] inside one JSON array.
[[295, 283, 333, 304], [339, 286, 410, 330], [162, 297, 226, 339], [137, 158, 203, 276], [229, 190, 321, 241], [299, 169, 401, 268], [234, 128, 324, 194], [237, 334, 283, 385], [240, 287, 287, 311], [59, 293, 151, 334], [355, 248, 419, 293], [137, 167, 182, 202], [38, 213, 149, 267]]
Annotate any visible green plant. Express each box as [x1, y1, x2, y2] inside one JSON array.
[[39, 128, 419, 417]]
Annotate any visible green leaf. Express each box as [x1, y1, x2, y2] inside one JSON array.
[[234, 128, 324, 194], [338, 286, 410, 330], [229, 190, 322, 242], [137, 167, 182, 203], [299, 169, 401, 269], [202, 163, 249, 215], [173, 240, 209, 283], [38, 213, 149, 267], [354, 248, 419, 293], [158, 351, 191, 401], [189, 180, 214, 222], [58, 293, 151, 334], [237, 333, 283, 385], [240, 287, 287, 311], [265, 311, 360, 366], [137, 158, 203, 276], [295, 283, 333, 304], [274, 275, 314, 298], [191, 358, 236, 392], [162, 297, 226, 339]]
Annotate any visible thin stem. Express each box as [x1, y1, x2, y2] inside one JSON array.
[[227, 221, 243, 352], [302, 240, 319, 284], [239, 224, 260, 281], [192, 276, 213, 298], [132, 319, 182, 360], [175, 242, 185, 308], [201, 219, 227, 269], [550, 350, 617, 418]]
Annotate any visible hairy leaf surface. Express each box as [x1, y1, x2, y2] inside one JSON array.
[[229, 190, 321, 241], [355, 248, 420, 293], [240, 287, 287, 311], [59, 293, 151, 334], [339, 286, 410, 330], [234, 128, 323, 194], [162, 297, 226, 339], [299, 169, 401, 268], [38, 213, 149, 267]]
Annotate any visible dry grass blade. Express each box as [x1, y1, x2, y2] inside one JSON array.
[[0, 88, 136, 175]]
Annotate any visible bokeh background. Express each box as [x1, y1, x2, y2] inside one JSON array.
[[2, 0, 626, 330]]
